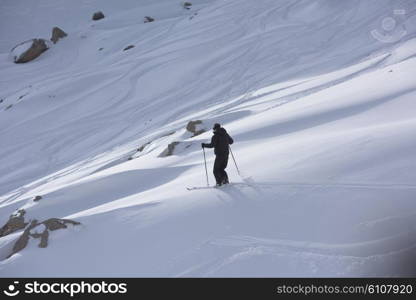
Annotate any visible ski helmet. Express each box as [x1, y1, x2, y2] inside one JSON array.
[[213, 123, 221, 131]]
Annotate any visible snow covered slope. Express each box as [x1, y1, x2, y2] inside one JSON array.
[[0, 0, 416, 276]]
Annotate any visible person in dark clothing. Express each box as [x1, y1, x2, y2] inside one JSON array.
[[202, 123, 234, 186]]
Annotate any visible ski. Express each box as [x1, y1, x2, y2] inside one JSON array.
[[186, 186, 214, 190], [186, 182, 251, 190]]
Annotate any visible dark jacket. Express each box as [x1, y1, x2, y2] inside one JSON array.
[[204, 127, 233, 156]]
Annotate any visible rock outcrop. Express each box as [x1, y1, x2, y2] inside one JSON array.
[[0, 209, 27, 237], [158, 142, 180, 157], [8, 218, 81, 258], [137, 141, 151, 152], [10, 220, 38, 255], [43, 218, 80, 231], [183, 2, 192, 9], [11, 39, 49, 63], [186, 120, 206, 137], [92, 11, 105, 21], [144, 16, 155, 23], [51, 27, 67, 44], [123, 45, 135, 51]]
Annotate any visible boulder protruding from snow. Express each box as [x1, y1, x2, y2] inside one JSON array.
[[186, 120, 206, 137], [11, 39, 49, 63], [123, 45, 135, 51], [43, 218, 80, 231], [10, 220, 38, 256], [137, 141, 151, 152], [8, 218, 81, 258], [0, 209, 27, 237], [158, 142, 180, 157], [33, 195, 42, 202], [92, 11, 105, 21], [144, 16, 155, 23], [51, 27, 67, 44], [183, 2, 192, 10]]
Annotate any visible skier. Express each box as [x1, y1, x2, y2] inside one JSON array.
[[202, 123, 234, 186]]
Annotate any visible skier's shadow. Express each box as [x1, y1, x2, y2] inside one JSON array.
[[215, 179, 263, 205]]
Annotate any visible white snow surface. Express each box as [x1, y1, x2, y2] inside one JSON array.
[[0, 0, 416, 277]]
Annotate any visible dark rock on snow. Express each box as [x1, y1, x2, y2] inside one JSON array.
[[92, 11, 105, 21], [159, 142, 180, 157], [7, 218, 81, 258], [137, 141, 151, 152], [10, 220, 38, 256], [51, 27, 67, 44], [43, 218, 80, 231], [186, 120, 205, 137], [123, 45, 135, 51], [183, 2, 192, 9], [33, 195, 42, 202], [144, 16, 155, 23], [0, 209, 27, 237], [12, 39, 49, 63], [38, 229, 49, 248]]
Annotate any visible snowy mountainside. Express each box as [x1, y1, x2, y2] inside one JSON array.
[[0, 0, 416, 276]]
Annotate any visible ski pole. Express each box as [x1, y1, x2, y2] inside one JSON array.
[[229, 146, 241, 176], [203, 147, 209, 187]]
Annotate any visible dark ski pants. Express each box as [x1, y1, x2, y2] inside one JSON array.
[[213, 154, 229, 184]]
